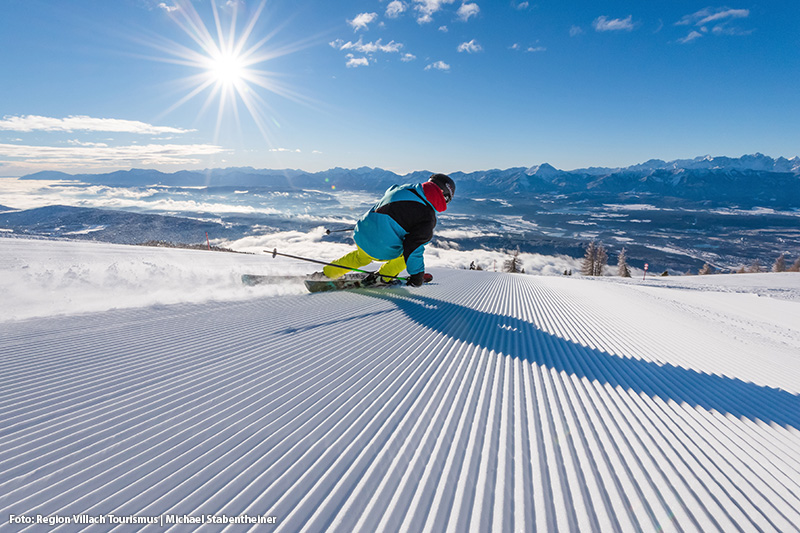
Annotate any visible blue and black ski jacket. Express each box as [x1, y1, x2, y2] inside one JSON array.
[[353, 183, 444, 275]]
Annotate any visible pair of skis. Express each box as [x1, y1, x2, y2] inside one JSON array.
[[241, 271, 401, 293], [241, 248, 418, 293]]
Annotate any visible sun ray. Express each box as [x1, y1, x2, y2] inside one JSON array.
[[130, 0, 330, 151], [155, 75, 217, 123]]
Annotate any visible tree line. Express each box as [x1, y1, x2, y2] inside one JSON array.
[[468, 242, 799, 277], [584, 242, 800, 277]]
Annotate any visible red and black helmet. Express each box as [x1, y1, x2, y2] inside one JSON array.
[[428, 173, 455, 203]]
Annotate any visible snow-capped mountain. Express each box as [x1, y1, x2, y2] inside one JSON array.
[[6, 153, 798, 275], [20, 153, 800, 204], [579, 153, 800, 175], [524, 162, 562, 178]]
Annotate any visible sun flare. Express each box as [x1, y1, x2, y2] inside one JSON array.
[[146, 0, 312, 144], [206, 51, 246, 86]]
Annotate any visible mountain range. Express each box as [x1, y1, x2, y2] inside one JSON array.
[[6, 153, 798, 273], [21, 153, 800, 209]]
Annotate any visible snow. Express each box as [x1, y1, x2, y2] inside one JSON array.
[[1, 238, 799, 531], [0, 238, 307, 322]]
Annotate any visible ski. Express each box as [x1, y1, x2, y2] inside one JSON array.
[[304, 273, 402, 293], [243, 267, 431, 292]]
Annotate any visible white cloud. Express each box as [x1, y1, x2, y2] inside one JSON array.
[[413, 0, 456, 24], [593, 15, 634, 32], [345, 55, 370, 68], [401, 53, 417, 62], [678, 30, 704, 44], [424, 60, 450, 71], [701, 8, 749, 25], [335, 37, 403, 54], [67, 139, 110, 148], [158, 3, 179, 13], [331, 37, 404, 67], [457, 3, 480, 22], [711, 24, 753, 36], [511, 41, 545, 53], [569, 25, 584, 37], [0, 115, 193, 134], [676, 8, 751, 43], [386, 1, 406, 18], [268, 148, 302, 153], [457, 39, 482, 53], [0, 142, 225, 169], [677, 7, 749, 27], [348, 12, 378, 31]]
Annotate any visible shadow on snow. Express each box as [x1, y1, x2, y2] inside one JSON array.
[[358, 289, 800, 430]]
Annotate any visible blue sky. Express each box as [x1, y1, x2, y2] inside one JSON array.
[[1, 0, 798, 176]]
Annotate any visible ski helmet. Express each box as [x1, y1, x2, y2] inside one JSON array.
[[428, 173, 455, 203]]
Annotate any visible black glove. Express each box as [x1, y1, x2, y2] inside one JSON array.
[[407, 272, 425, 287]]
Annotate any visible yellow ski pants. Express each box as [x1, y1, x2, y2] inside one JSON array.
[[323, 245, 406, 280]]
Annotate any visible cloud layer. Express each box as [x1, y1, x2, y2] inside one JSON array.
[[0, 142, 225, 169], [0, 115, 221, 172], [0, 115, 193, 134]]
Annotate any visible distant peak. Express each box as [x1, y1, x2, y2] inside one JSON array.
[[525, 163, 561, 176]]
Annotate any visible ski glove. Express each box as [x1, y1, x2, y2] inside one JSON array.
[[407, 272, 433, 287]]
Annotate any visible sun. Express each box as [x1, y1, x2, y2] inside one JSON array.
[[145, 0, 312, 143], [206, 51, 246, 87]]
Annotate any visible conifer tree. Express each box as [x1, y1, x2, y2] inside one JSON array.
[[503, 248, 523, 273], [617, 247, 631, 277], [581, 241, 596, 276], [595, 243, 608, 276]]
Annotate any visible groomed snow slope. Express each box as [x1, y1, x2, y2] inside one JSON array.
[[1, 241, 799, 532]]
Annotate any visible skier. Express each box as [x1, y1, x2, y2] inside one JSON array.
[[318, 173, 455, 287]]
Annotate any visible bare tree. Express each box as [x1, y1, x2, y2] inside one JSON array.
[[749, 259, 763, 273], [773, 253, 787, 272], [698, 263, 714, 275], [617, 247, 631, 277], [790, 257, 800, 272]]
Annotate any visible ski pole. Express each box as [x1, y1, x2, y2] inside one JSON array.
[[266, 248, 408, 281], [325, 226, 355, 235]]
